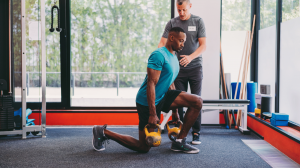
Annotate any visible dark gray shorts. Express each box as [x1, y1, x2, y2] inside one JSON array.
[[136, 90, 181, 131]]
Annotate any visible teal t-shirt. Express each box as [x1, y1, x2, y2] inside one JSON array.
[[136, 47, 179, 106]]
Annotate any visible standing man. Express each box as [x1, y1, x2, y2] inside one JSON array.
[[158, 0, 206, 145]]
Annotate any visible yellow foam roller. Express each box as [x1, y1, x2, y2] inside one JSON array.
[[255, 108, 261, 115]]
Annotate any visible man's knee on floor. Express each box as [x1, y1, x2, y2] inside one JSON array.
[[137, 143, 151, 153]]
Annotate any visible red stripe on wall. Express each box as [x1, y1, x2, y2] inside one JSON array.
[[29, 113, 168, 126]]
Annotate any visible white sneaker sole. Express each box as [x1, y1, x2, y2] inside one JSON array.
[[171, 148, 181, 152], [191, 141, 201, 145], [184, 149, 199, 154], [171, 148, 199, 154]]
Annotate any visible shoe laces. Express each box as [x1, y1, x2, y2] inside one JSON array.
[[193, 133, 200, 140], [99, 124, 109, 148], [97, 137, 109, 146], [100, 139, 110, 148]]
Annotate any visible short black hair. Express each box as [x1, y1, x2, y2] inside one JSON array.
[[177, 0, 190, 5], [169, 27, 185, 35]]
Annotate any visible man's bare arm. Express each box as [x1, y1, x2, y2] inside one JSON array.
[[168, 82, 180, 122], [191, 37, 207, 59], [147, 68, 161, 126], [179, 37, 207, 67], [158, 37, 167, 48]]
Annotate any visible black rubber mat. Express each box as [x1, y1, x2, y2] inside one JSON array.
[[0, 126, 271, 168]]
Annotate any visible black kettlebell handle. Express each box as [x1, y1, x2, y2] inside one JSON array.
[[167, 120, 183, 126], [50, 5, 62, 33]]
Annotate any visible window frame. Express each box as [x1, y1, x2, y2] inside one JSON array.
[[15, 0, 174, 110]]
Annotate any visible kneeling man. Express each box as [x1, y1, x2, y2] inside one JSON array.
[[92, 27, 203, 154]]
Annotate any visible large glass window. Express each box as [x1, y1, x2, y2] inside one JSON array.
[[257, 25, 276, 112], [257, 0, 277, 112], [14, 0, 61, 102], [70, 0, 171, 107], [282, 0, 300, 22], [280, 16, 300, 124], [45, 0, 61, 102], [221, 0, 251, 86], [12, 0, 22, 103], [260, 0, 276, 29]]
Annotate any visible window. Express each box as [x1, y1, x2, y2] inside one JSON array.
[[257, 0, 277, 112], [280, 5, 300, 124], [282, 0, 300, 22], [14, 0, 62, 103], [12, 0, 22, 103], [70, 0, 171, 107], [260, 0, 276, 29], [221, 0, 251, 88]]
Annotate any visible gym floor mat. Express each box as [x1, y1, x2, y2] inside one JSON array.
[[242, 140, 300, 168], [0, 126, 271, 168]]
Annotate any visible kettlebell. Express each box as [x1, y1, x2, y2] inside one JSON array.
[[166, 120, 183, 141], [144, 124, 162, 147]]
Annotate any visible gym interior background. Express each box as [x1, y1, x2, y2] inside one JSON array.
[[0, 0, 300, 167]]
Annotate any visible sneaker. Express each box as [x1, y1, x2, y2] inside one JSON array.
[[191, 133, 201, 145], [92, 125, 108, 151], [171, 137, 200, 154]]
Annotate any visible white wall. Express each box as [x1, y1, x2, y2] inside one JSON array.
[[175, 0, 220, 124], [280, 17, 300, 124], [222, 31, 250, 83], [258, 25, 276, 113]]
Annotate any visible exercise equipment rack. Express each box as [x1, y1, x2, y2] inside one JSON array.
[[0, 0, 46, 139]]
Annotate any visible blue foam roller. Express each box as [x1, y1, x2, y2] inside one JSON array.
[[272, 113, 289, 121], [270, 118, 288, 126], [231, 82, 241, 99], [247, 82, 257, 112]]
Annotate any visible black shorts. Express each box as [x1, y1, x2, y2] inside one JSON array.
[[136, 90, 181, 131]]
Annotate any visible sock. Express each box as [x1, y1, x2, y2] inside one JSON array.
[[176, 139, 182, 143]]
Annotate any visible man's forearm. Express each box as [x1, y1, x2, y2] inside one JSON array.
[[169, 83, 178, 115], [147, 82, 157, 116], [190, 44, 206, 60]]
